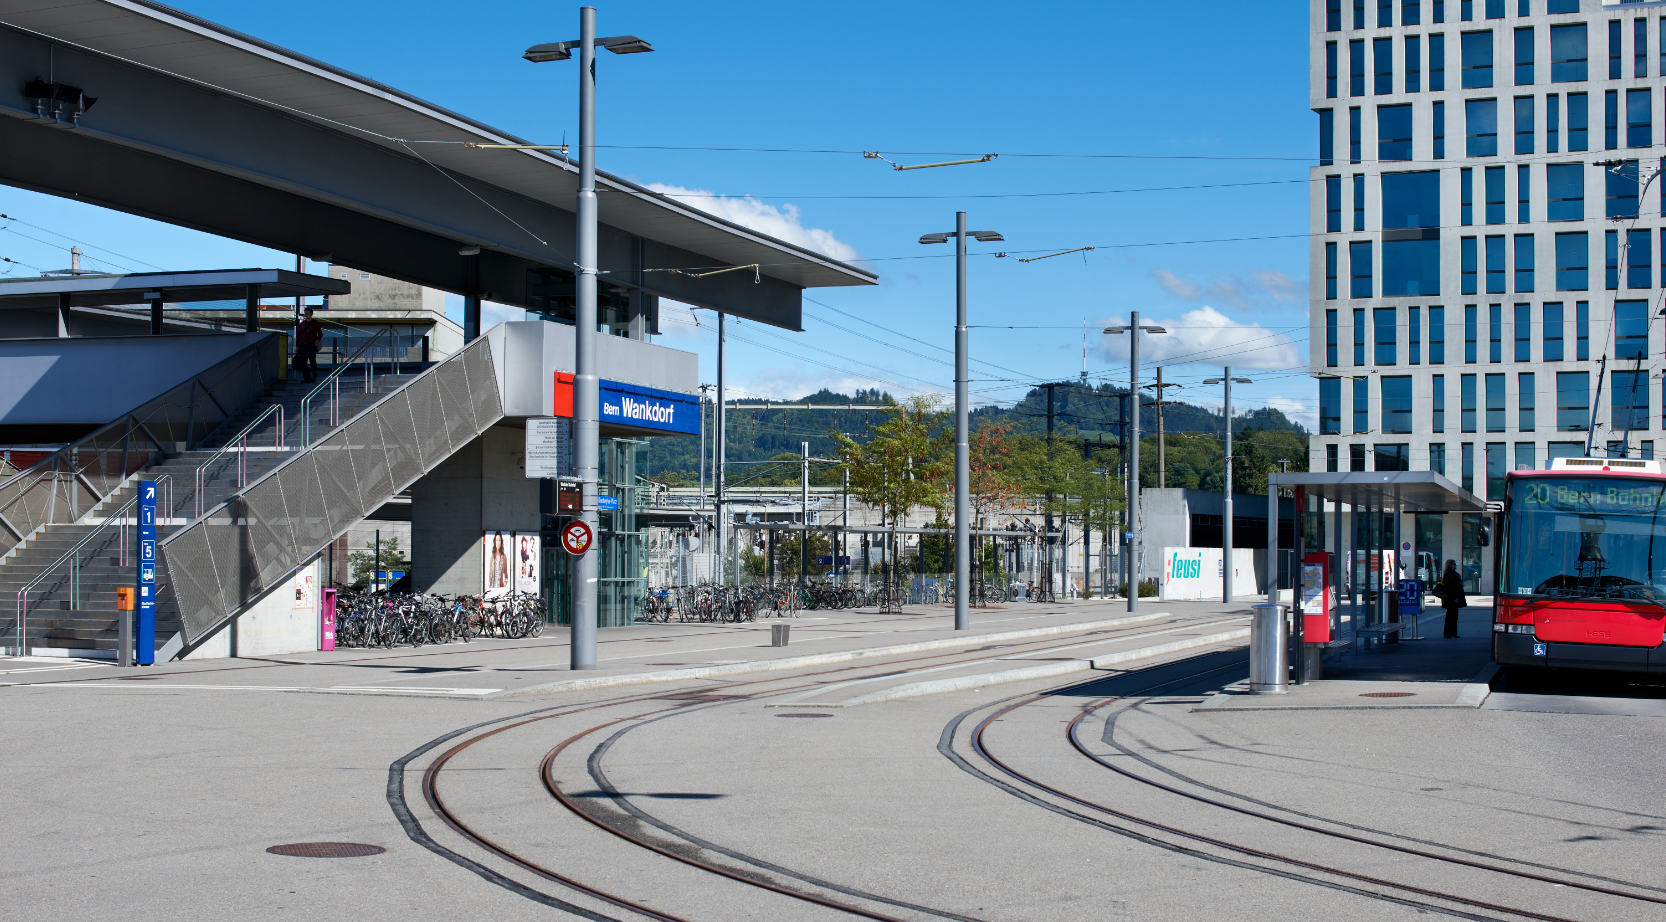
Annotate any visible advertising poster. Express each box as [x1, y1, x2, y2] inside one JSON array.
[[292, 563, 317, 610], [483, 531, 511, 595], [515, 533, 541, 593]]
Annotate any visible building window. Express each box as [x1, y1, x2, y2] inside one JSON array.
[[1514, 302, 1532, 360], [1486, 0, 1503, 18], [1327, 309, 1339, 365], [1567, 92, 1587, 151], [1485, 165, 1506, 223], [1515, 27, 1534, 85], [1486, 442, 1507, 500], [1327, 443, 1339, 473], [1355, 0, 1367, 30], [1576, 300, 1589, 359], [1547, 0, 1577, 12], [1515, 235, 1535, 292], [1434, 100, 1446, 157], [1467, 98, 1498, 156], [1516, 441, 1536, 473], [1434, 374, 1448, 431], [1385, 241, 1441, 296], [1352, 444, 1368, 472], [1355, 307, 1367, 364], [1547, 93, 1560, 152], [1328, 0, 1343, 32], [1461, 442, 1476, 493], [1605, 89, 1618, 150], [1407, 35, 1423, 92], [1411, 306, 1423, 365], [1430, 442, 1446, 474], [1628, 230, 1653, 289], [1354, 173, 1366, 230], [1319, 109, 1335, 166], [1376, 37, 1395, 95], [1382, 171, 1439, 229], [1376, 444, 1411, 471], [1376, 307, 1398, 365], [1462, 236, 1479, 293], [1550, 23, 1587, 83], [1554, 232, 1588, 290], [1607, 229, 1619, 290], [1461, 167, 1474, 224], [1327, 42, 1339, 99], [1382, 377, 1414, 433], [1486, 236, 1507, 295], [1354, 377, 1371, 433], [1379, 105, 1414, 160], [1431, 33, 1447, 90], [1406, 0, 1422, 26], [1546, 163, 1583, 220], [1351, 107, 1363, 163], [1543, 301, 1564, 361], [1379, 0, 1394, 28], [1637, 18, 1649, 78], [1326, 243, 1339, 301], [1610, 19, 1623, 80], [1462, 31, 1494, 88], [1321, 377, 1342, 434], [1462, 373, 1478, 431], [1517, 164, 1531, 222], [1519, 372, 1536, 431], [1514, 96, 1534, 153], [1351, 39, 1366, 97], [1557, 370, 1589, 431], [1326, 175, 1342, 232], [1431, 305, 1446, 363], [1644, 440, 1655, 461], [1486, 373, 1507, 431], [1616, 299, 1649, 359], [1489, 301, 1504, 361], [1613, 370, 1651, 431], [1628, 88, 1653, 148], [1465, 303, 1479, 363], [1351, 241, 1373, 299]]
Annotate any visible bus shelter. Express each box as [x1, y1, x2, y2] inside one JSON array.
[[1267, 472, 1487, 684]]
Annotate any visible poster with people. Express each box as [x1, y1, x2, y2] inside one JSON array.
[[482, 531, 511, 596], [515, 533, 541, 594], [292, 563, 317, 610]]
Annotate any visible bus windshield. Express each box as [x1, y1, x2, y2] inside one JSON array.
[[1505, 477, 1666, 602]]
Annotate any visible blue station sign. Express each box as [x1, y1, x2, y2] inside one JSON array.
[[598, 380, 700, 435]]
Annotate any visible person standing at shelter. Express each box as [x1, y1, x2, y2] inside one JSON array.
[[296, 307, 323, 384], [1435, 559, 1467, 638]]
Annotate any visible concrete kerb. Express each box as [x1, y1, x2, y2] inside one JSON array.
[[487, 612, 1177, 700], [1191, 661, 1500, 712], [792, 628, 1253, 709]]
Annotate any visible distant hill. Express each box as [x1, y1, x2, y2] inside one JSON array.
[[639, 383, 1308, 484]]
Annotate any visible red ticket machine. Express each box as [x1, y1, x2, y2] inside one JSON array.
[[1300, 552, 1336, 643]]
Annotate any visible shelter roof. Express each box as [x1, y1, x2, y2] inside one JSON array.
[[1268, 471, 1486, 513], [0, 269, 348, 309]]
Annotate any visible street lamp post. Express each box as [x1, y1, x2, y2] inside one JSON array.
[[1203, 368, 1253, 602], [1103, 313, 1166, 611], [524, 8, 653, 671], [921, 215, 1003, 631]]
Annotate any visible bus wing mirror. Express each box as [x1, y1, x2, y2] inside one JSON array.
[[1476, 521, 1491, 547]]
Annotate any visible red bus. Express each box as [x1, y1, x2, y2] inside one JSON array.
[[1497, 457, 1666, 673]]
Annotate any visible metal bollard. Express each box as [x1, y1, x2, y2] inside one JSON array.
[[1249, 603, 1288, 694], [771, 623, 790, 647]]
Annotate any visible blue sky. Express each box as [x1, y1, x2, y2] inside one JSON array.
[[0, 1, 1318, 425]]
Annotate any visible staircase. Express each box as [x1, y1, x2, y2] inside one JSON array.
[[1, 369, 422, 657]]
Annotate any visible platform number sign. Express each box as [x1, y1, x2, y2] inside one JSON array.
[[135, 480, 157, 665], [560, 520, 594, 556]]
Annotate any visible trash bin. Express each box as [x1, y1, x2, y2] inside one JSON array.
[[772, 623, 790, 647], [1249, 604, 1287, 694]]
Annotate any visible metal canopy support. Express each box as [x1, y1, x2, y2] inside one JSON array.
[[244, 284, 259, 333], [149, 295, 163, 335], [56, 291, 70, 337]]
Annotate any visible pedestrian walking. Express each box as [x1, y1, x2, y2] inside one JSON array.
[[296, 306, 323, 383], [1433, 559, 1467, 638]]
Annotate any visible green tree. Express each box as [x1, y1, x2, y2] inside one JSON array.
[[832, 395, 950, 605], [347, 535, 407, 589]]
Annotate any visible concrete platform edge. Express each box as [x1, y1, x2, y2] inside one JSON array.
[[1191, 660, 1501, 713]]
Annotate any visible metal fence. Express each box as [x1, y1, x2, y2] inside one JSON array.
[[0, 336, 280, 561], [159, 336, 502, 646]]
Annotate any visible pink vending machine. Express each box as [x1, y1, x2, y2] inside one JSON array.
[[320, 588, 338, 651]]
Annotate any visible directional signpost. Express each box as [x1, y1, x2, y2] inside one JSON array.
[[136, 480, 157, 666]]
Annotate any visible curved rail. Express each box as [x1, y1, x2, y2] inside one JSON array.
[[299, 326, 394, 447]]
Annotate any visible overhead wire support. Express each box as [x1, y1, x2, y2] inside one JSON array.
[[645, 264, 761, 283], [864, 151, 997, 171], [995, 246, 1096, 263], [463, 142, 570, 154]]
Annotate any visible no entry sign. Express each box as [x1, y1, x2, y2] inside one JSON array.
[[560, 520, 594, 555]]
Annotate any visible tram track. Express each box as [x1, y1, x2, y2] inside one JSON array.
[[395, 613, 1253, 921], [957, 655, 1663, 922]]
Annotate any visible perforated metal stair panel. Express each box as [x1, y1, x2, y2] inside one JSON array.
[[160, 339, 503, 644]]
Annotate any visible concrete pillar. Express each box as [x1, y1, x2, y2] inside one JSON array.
[[56, 292, 71, 337], [411, 426, 541, 596], [149, 296, 164, 335], [244, 284, 260, 333]]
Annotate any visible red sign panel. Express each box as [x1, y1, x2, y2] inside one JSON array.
[[553, 372, 575, 418], [560, 520, 593, 555]]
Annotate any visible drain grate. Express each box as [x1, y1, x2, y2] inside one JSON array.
[[267, 842, 386, 858], [1358, 692, 1416, 698], [775, 713, 833, 718]]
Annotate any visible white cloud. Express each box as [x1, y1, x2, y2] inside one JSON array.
[[1096, 306, 1300, 371], [1150, 268, 1305, 308], [1264, 395, 1319, 432], [646, 184, 861, 262], [1151, 268, 1201, 300]]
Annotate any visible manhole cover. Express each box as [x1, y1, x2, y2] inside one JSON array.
[[1359, 692, 1416, 698], [775, 713, 833, 718], [267, 842, 385, 858]]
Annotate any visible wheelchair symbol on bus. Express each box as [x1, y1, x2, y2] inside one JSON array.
[[1532, 643, 1546, 656]]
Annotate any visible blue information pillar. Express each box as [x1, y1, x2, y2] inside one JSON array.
[[136, 480, 157, 665]]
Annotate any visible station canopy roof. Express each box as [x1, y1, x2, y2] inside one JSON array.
[[0, 269, 349, 310], [1268, 471, 1486, 513]]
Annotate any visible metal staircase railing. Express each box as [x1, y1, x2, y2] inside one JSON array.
[[300, 327, 394, 447], [158, 335, 503, 650], [194, 405, 286, 518]]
